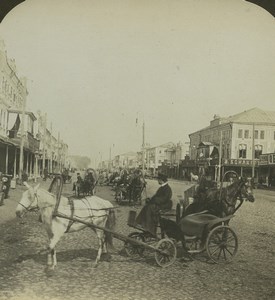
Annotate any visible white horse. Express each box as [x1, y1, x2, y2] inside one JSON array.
[[190, 172, 199, 182], [15, 183, 116, 270]]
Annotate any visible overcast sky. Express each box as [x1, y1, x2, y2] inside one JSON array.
[[0, 0, 274, 164]]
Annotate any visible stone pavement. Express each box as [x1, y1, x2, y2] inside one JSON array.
[[0, 179, 274, 300]]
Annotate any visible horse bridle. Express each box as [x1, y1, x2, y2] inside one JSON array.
[[221, 180, 247, 214], [18, 192, 53, 213]]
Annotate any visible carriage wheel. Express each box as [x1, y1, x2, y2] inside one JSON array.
[[124, 232, 145, 258], [155, 238, 177, 267], [206, 225, 238, 264]]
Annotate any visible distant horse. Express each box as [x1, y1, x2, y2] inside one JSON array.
[[16, 183, 116, 270], [184, 177, 255, 218], [190, 172, 199, 182]]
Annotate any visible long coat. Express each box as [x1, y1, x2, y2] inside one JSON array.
[[135, 183, 172, 236]]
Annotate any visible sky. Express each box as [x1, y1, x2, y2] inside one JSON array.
[[0, 0, 274, 165]]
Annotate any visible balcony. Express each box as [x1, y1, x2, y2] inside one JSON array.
[[7, 130, 40, 152]]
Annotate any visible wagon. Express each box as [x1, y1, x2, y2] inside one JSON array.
[[124, 209, 238, 267], [48, 175, 239, 268]]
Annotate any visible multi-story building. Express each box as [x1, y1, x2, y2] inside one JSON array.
[[188, 107, 275, 181], [7, 109, 39, 178], [0, 39, 40, 177], [36, 111, 69, 175], [145, 142, 175, 175], [161, 142, 189, 178], [113, 151, 138, 169]]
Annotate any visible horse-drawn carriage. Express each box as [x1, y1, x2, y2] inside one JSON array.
[[115, 182, 146, 206], [73, 168, 97, 197], [124, 171, 255, 266], [16, 171, 254, 270]]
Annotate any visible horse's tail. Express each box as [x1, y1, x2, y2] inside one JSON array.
[[105, 209, 116, 249]]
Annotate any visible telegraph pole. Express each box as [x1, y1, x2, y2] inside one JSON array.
[[50, 122, 53, 174], [42, 113, 47, 173], [217, 130, 223, 184], [19, 80, 27, 182], [252, 123, 255, 178], [142, 121, 145, 174]]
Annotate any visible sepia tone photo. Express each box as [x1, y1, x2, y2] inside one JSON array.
[[0, 1, 274, 299]]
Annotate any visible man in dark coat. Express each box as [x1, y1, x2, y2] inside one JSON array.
[[135, 173, 172, 237]]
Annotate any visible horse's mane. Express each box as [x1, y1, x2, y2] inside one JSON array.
[[37, 188, 66, 207]]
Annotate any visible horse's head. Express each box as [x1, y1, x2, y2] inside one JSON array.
[[239, 177, 255, 203], [16, 182, 40, 218]]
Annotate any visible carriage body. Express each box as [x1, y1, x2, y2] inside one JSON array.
[[74, 179, 95, 197], [125, 209, 238, 266], [115, 181, 146, 206]]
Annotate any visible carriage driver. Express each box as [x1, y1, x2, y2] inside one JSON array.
[[135, 173, 172, 237]]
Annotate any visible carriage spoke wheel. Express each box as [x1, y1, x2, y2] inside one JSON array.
[[206, 225, 238, 264], [155, 238, 177, 268], [124, 232, 145, 258]]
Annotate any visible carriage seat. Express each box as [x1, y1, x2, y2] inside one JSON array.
[[159, 208, 176, 218], [179, 213, 218, 238]]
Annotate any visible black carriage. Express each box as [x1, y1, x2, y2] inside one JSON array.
[[124, 209, 237, 267], [74, 178, 95, 197]]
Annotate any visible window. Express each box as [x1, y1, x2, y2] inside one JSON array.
[[238, 129, 243, 138], [244, 130, 249, 139], [254, 130, 258, 139], [260, 130, 265, 139], [226, 144, 230, 159], [239, 144, 247, 159], [254, 145, 263, 159]]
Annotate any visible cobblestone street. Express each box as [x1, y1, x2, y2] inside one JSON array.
[[0, 179, 274, 300]]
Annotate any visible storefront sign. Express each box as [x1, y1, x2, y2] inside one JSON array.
[[259, 154, 269, 165], [223, 158, 258, 166], [259, 153, 275, 165]]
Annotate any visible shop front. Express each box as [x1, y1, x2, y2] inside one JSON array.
[[222, 158, 259, 179], [258, 153, 275, 187]]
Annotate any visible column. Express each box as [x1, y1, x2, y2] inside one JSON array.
[[5, 144, 8, 174]]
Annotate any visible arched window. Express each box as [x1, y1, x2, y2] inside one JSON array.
[[254, 145, 263, 159], [239, 144, 247, 159]]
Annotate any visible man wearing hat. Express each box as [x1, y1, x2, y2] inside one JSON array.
[[135, 173, 172, 237]]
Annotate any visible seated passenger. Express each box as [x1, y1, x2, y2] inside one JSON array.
[[128, 170, 146, 202], [135, 173, 172, 237]]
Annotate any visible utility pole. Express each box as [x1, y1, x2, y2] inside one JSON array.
[[42, 113, 47, 173], [109, 147, 111, 171], [57, 132, 60, 173], [142, 121, 145, 174], [50, 122, 53, 174], [252, 123, 255, 178], [217, 130, 223, 184], [19, 80, 27, 182]]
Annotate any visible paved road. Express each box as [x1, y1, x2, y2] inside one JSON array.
[[0, 178, 274, 300]]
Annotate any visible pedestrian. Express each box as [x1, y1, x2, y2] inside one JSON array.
[[268, 174, 272, 187], [135, 173, 172, 237], [43, 168, 48, 181], [22, 170, 28, 183]]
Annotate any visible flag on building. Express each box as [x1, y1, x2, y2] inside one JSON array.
[[8, 114, 21, 138]]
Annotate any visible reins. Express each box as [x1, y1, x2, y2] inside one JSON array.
[[219, 171, 246, 215], [48, 175, 63, 217], [220, 180, 249, 214]]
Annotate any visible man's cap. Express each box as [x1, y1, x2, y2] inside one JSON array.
[[157, 173, 168, 182]]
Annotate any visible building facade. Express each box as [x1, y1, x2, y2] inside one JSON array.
[[189, 108, 275, 181]]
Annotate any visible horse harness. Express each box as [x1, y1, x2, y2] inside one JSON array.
[[63, 197, 111, 233], [219, 181, 246, 214]]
